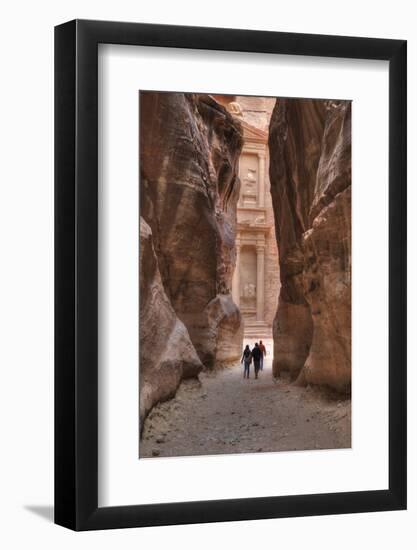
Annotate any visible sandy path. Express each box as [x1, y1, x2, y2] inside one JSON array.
[[140, 340, 351, 458]]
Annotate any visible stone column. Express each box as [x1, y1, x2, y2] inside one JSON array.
[[258, 152, 265, 207], [232, 239, 241, 306], [256, 244, 265, 321]]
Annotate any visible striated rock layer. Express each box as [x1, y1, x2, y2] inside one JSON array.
[[139, 217, 202, 429], [140, 92, 244, 369], [269, 99, 351, 392]]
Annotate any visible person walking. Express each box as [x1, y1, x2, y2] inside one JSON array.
[[251, 342, 262, 379], [241, 345, 252, 379], [259, 340, 267, 370]]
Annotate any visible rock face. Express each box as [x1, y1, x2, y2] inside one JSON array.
[[140, 92, 244, 368], [269, 99, 351, 392], [139, 217, 202, 428]]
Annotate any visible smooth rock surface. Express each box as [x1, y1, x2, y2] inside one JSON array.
[[139, 217, 202, 430], [269, 99, 351, 391], [140, 92, 244, 368]]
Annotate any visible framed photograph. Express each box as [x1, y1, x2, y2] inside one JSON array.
[[55, 19, 406, 530]]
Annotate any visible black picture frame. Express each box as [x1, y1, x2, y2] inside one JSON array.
[[55, 19, 407, 531]]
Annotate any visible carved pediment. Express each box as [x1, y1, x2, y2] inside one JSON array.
[[241, 121, 268, 143]]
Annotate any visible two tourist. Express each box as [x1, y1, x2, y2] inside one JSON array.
[[241, 341, 267, 379]]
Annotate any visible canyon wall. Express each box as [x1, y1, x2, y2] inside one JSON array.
[[139, 217, 202, 428], [140, 92, 244, 369], [269, 99, 351, 392]]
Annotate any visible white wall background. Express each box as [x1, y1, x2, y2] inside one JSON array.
[[0, 0, 415, 547]]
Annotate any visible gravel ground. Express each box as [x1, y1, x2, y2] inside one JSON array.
[[140, 339, 351, 459]]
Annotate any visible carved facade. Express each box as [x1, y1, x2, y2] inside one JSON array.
[[213, 95, 280, 337]]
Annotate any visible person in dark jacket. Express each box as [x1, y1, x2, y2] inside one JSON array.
[[251, 343, 262, 379], [258, 340, 267, 370], [241, 345, 252, 379]]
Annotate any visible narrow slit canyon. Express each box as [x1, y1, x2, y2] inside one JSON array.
[[139, 92, 351, 457]]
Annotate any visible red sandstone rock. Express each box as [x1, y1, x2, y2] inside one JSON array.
[[139, 217, 202, 429], [140, 92, 244, 368], [269, 99, 351, 392]]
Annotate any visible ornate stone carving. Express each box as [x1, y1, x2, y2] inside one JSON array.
[[242, 167, 258, 205], [243, 282, 256, 298], [231, 97, 281, 337], [227, 101, 243, 117]]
